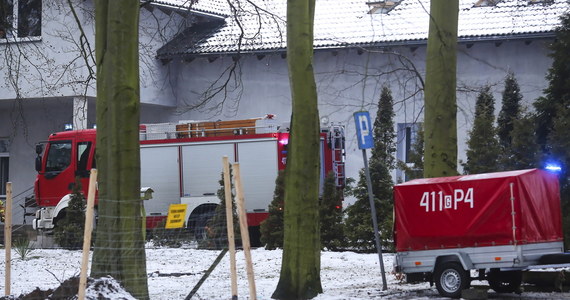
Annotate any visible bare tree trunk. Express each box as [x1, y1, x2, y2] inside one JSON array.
[[423, 0, 459, 178], [91, 1, 149, 299], [272, 0, 322, 299]]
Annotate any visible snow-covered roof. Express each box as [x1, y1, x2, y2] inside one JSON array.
[[155, 0, 570, 59]]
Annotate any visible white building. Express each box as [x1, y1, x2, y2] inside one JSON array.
[[1, 0, 568, 223]]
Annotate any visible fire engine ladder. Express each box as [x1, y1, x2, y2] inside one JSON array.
[[329, 124, 345, 187]]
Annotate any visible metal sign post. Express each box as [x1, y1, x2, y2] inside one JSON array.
[[353, 111, 388, 291]]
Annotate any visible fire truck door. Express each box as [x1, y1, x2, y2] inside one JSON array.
[[76, 141, 93, 197], [38, 140, 74, 207]]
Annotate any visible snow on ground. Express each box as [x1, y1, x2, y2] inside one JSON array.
[[1, 248, 569, 299]]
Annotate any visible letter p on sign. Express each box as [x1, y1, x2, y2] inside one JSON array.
[[354, 111, 374, 149]]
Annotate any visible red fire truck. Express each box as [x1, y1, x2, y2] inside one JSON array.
[[32, 116, 345, 240]]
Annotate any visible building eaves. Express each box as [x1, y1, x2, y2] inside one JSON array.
[[162, 31, 556, 62], [148, 0, 230, 19], [157, 19, 226, 61]]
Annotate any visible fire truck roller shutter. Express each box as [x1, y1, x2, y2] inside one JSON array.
[[236, 140, 278, 212], [181, 143, 233, 238], [140, 146, 181, 215], [181, 143, 234, 197]]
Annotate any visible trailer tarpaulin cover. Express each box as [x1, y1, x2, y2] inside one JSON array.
[[394, 169, 562, 252]]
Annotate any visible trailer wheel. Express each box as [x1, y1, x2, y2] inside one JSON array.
[[487, 269, 522, 294], [434, 262, 469, 298]]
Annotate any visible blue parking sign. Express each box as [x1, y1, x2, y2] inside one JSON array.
[[354, 111, 374, 149]]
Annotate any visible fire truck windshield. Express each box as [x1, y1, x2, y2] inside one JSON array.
[[45, 141, 72, 172]]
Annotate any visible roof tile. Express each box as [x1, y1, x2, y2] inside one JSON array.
[[155, 0, 569, 58]]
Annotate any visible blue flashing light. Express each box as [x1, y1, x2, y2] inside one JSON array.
[[545, 164, 562, 173], [64, 123, 73, 131]]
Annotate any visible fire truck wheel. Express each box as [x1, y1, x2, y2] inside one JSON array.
[[53, 210, 67, 227], [434, 262, 469, 298], [487, 269, 522, 294], [192, 210, 216, 241]]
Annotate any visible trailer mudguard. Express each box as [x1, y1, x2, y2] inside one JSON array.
[[435, 253, 474, 272]]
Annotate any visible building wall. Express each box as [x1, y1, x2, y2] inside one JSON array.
[[165, 38, 553, 182]]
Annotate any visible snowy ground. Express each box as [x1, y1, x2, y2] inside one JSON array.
[[1, 247, 569, 299]]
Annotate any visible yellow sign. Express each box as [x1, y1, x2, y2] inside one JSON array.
[[165, 204, 187, 229]]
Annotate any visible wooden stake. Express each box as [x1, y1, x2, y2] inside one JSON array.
[[233, 163, 257, 300], [4, 182, 12, 297], [78, 169, 98, 300], [223, 156, 238, 300]]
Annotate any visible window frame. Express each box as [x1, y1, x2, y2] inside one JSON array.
[[396, 122, 422, 182], [76, 141, 92, 175], [45, 140, 72, 173], [0, 153, 8, 199], [0, 0, 42, 42]]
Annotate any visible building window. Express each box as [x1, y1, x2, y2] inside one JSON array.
[[397, 123, 421, 163], [0, 139, 9, 199], [0, 0, 41, 39], [396, 122, 422, 182], [0, 156, 8, 198]]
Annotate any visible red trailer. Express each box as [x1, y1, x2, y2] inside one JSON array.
[[393, 169, 567, 297]]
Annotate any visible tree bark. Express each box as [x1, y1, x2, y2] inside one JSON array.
[[272, 0, 322, 299], [91, 1, 149, 299], [423, 0, 459, 178]]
